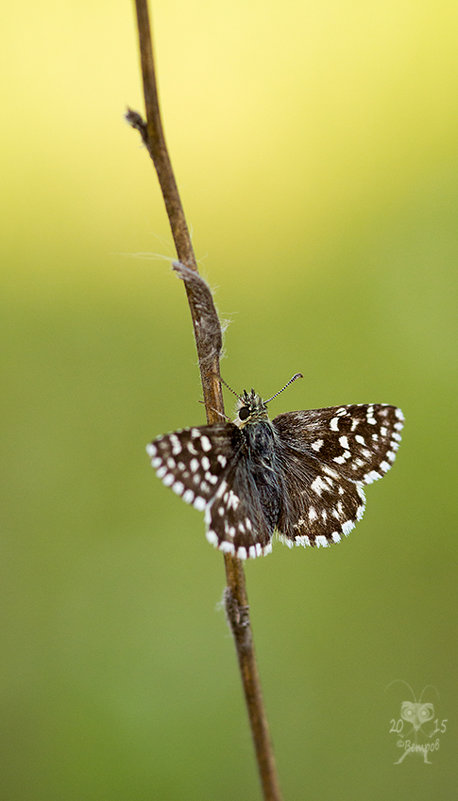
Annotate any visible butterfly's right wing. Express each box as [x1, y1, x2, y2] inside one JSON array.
[[273, 437, 366, 548], [273, 404, 403, 548]]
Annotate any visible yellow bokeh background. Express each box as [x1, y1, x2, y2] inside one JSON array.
[[2, 2, 457, 799]]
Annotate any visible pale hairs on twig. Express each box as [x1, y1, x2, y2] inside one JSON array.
[[173, 262, 224, 369], [115, 221, 201, 264]]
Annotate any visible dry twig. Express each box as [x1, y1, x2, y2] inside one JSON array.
[[127, 2, 283, 799]]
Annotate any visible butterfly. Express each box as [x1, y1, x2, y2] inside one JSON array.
[[146, 374, 404, 558]]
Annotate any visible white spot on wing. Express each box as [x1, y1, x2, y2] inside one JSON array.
[[170, 434, 182, 455], [366, 406, 377, 425], [323, 465, 339, 479], [227, 490, 240, 510], [342, 520, 354, 537], [183, 489, 194, 504], [216, 480, 227, 499], [281, 537, 294, 548], [311, 476, 328, 495], [315, 535, 329, 548], [220, 540, 235, 554], [200, 436, 212, 452], [206, 530, 218, 547], [364, 470, 380, 484]]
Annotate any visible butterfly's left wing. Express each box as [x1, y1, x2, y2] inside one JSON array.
[[146, 423, 237, 510], [146, 423, 274, 557], [273, 403, 404, 547]]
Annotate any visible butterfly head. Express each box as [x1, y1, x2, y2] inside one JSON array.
[[220, 373, 303, 429], [234, 390, 268, 428]]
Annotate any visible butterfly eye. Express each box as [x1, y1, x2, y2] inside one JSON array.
[[238, 407, 250, 421]]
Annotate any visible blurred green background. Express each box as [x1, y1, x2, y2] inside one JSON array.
[[1, 1, 457, 799]]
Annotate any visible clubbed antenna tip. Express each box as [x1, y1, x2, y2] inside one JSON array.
[[265, 373, 303, 404]]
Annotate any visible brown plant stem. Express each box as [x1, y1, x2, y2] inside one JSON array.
[[127, 2, 283, 800]]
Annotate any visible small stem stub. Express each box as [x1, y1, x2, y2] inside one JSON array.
[[125, 107, 148, 145], [224, 586, 252, 651]]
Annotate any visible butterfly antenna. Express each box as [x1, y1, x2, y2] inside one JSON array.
[[218, 375, 243, 400], [265, 373, 303, 404]]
